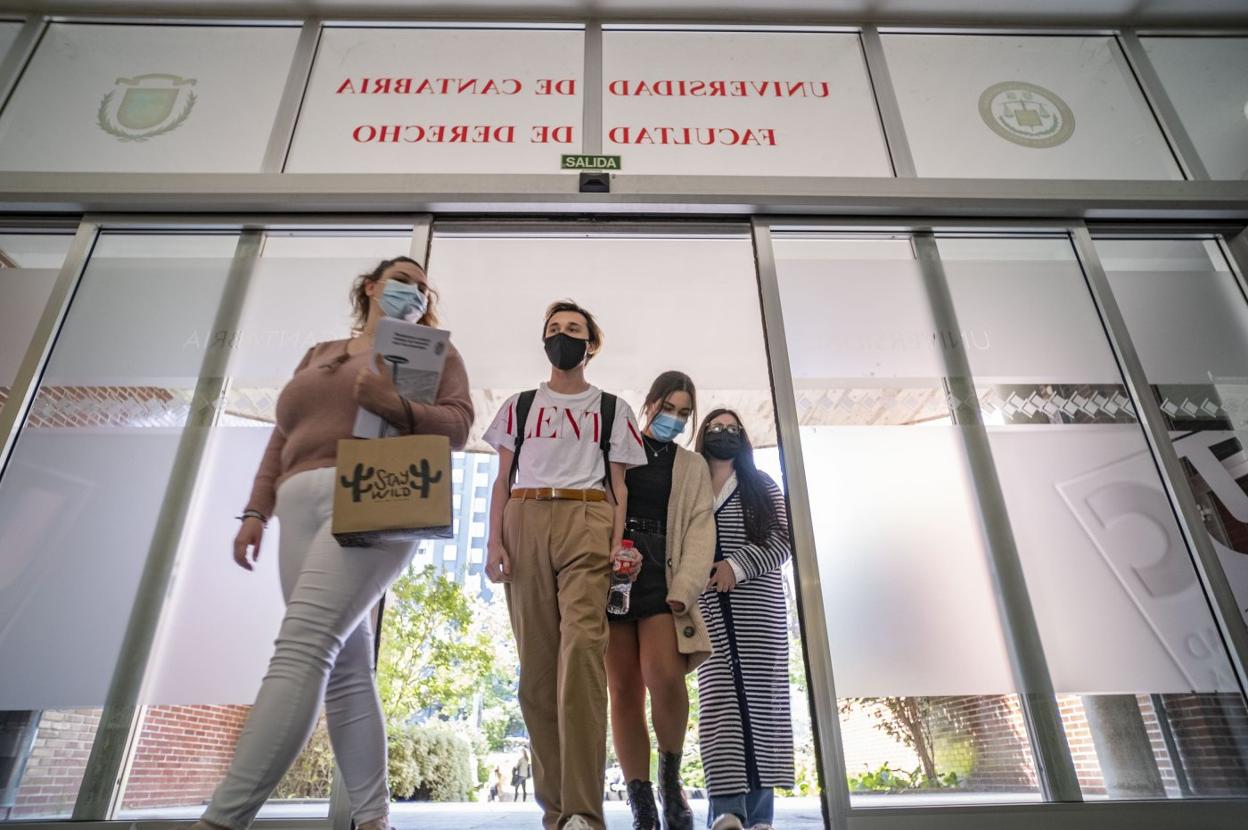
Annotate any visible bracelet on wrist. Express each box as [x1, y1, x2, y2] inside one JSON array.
[[237, 510, 268, 526]]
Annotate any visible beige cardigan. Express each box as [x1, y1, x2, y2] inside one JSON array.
[[663, 445, 717, 671]]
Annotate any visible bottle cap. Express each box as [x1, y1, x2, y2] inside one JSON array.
[[621, 539, 634, 548]]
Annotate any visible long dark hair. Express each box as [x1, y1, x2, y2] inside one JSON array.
[[696, 408, 777, 544], [643, 370, 697, 444], [350, 256, 440, 331]]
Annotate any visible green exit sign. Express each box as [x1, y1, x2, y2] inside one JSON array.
[[561, 154, 621, 171]]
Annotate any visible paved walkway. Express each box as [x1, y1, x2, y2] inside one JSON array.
[[388, 798, 826, 829], [118, 798, 827, 829]]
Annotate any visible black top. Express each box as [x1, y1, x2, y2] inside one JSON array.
[[626, 435, 676, 522]]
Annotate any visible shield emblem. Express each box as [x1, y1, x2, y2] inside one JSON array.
[[98, 74, 198, 142], [117, 87, 180, 131]]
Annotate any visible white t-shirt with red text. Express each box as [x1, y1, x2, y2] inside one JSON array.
[[483, 383, 648, 490]]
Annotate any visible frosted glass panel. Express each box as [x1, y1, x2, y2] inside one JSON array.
[[804, 426, 1015, 696], [287, 27, 584, 174], [773, 232, 1248, 802], [883, 35, 1181, 179], [1099, 239, 1248, 626], [0, 24, 299, 172], [1143, 37, 1248, 180], [0, 234, 240, 708], [602, 30, 891, 177], [0, 234, 73, 411], [140, 233, 412, 704]]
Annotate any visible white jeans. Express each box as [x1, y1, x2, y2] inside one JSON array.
[[204, 467, 417, 830]]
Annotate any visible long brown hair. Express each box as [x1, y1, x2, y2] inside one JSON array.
[[350, 256, 440, 331], [696, 408, 777, 544], [643, 370, 698, 444]]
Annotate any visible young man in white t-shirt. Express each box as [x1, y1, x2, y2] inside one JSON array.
[[484, 300, 647, 830]]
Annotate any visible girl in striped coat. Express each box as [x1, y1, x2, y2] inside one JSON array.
[[695, 409, 794, 830]]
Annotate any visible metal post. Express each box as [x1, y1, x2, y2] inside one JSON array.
[[411, 213, 433, 266], [0, 219, 98, 478], [1150, 694, 1193, 797], [911, 233, 1083, 803], [0, 15, 46, 116], [750, 218, 851, 829], [1071, 224, 1248, 697], [581, 21, 603, 155], [73, 230, 267, 818], [1116, 31, 1210, 182], [261, 19, 323, 174], [859, 26, 916, 178]]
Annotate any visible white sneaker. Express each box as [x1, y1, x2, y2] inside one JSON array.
[[710, 816, 745, 830], [562, 817, 593, 830]]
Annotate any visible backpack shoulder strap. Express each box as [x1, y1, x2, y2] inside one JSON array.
[[508, 389, 538, 487], [599, 392, 618, 493]]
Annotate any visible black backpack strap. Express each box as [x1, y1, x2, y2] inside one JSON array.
[[508, 389, 538, 487], [599, 392, 617, 494]]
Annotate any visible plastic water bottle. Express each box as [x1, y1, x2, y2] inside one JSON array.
[[607, 539, 635, 616]]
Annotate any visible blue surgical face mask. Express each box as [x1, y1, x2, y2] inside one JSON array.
[[379, 280, 428, 322], [650, 411, 687, 443]]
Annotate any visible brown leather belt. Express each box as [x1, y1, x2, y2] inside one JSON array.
[[512, 487, 607, 502]]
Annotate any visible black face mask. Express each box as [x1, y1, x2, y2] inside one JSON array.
[[704, 432, 743, 460], [544, 332, 589, 371]]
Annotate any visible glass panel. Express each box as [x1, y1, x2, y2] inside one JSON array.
[[2, 709, 102, 820], [0, 24, 300, 172], [772, 232, 1247, 804], [601, 30, 892, 177], [1094, 236, 1248, 796], [1142, 37, 1248, 180], [0, 233, 74, 417], [114, 232, 411, 816], [772, 235, 1038, 805], [881, 35, 1182, 180], [0, 233, 243, 816], [286, 27, 584, 174]]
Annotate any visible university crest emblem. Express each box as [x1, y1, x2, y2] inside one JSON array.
[[97, 73, 197, 141], [979, 81, 1075, 149]]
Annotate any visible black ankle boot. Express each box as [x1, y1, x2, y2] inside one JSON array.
[[626, 779, 659, 830], [657, 751, 694, 830]]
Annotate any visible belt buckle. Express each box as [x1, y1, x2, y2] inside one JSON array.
[[538, 487, 556, 501]]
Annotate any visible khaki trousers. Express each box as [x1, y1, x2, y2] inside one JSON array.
[[503, 497, 615, 830]]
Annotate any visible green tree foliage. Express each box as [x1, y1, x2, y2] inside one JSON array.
[[378, 565, 497, 722]]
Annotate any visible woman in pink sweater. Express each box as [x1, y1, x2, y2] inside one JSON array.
[[193, 256, 473, 830]]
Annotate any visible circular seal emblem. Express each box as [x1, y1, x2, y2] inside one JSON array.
[[979, 81, 1075, 149]]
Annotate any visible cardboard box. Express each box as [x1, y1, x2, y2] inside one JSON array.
[[332, 434, 453, 547]]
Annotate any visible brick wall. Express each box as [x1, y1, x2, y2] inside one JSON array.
[[120, 705, 251, 810], [936, 695, 1037, 792], [9, 709, 101, 819], [1162, 693, 1248, 796]]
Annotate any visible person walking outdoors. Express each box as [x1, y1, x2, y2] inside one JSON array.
[[605, 371, 715, 830], [484, 300, 648, 830], [190, 256, 473, 830], [513, 747, 532, 802], [695, 410, 795, 830]]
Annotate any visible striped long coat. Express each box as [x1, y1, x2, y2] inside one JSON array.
[[696, 472, 795, 796]]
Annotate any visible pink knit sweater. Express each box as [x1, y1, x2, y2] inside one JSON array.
[[244, 338, 473, 517]]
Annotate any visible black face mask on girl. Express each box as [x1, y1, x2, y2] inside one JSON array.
[[703, 432, 743, 460], [544, 332, 589, 371]]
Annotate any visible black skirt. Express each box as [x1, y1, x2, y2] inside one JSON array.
[[612, 519, 670, 622]]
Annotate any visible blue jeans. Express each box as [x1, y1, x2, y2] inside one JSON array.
[[707, 788, 774, 827]]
